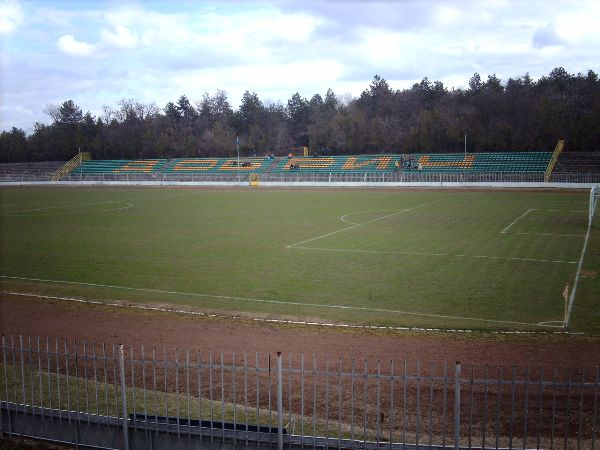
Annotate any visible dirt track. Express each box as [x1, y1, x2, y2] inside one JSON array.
[[1, 293, 599, 369]]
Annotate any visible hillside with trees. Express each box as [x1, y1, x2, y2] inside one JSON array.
[[1, 67, 599, 162]]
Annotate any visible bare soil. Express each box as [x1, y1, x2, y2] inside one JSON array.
[[1, 294, 599, 369]]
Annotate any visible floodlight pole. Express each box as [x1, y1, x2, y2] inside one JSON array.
[[236, 136, 240, 184], [464, 133, 467, 156]]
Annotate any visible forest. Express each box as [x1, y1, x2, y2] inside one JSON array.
[[1, 67, 599, 162]]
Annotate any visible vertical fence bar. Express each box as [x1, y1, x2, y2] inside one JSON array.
[[428, 363, 434, 449], [536, 368, 543, 450], [153, 348, 158, 435], [325, 356, 330, 441], [376, 360, 381, 446], [209, 351, 214, 442], [509, 366, 516, 449], [65, 340, 71, 424], [495, 366, 503, 450], [389, 360, 394, 449], [454, 361, 461, 450], [288, 355, 292, 438], [197, 351, 203, 437], [37, 337, 43, 416], [93, 342, 99, 421], [523, 367, 530, 450], [141, 346, 147, 434], [113, 345, 119, 420], [119, 344, 129, 450], [277, 352, 283, 450], [102, 343, 108, 423], [565, 368, 572, 450], [313, 354, 317, 447], [176, 349, 180, 437], [163, 348, 169, 436], [244, 353, 249, 446], [26, 337, 33, 414], [592, 367, 599, 450], [256, 352, 261, 448], [350, 359, 355, 443], [232, 352, 237, 447], [2, 335, 12, 436], [363, 359, 368, 446], [338, 357, 343, 449], [186, 349, 191, 440], [402, 360, 407, 450], [551, 368, 557, 450], [220, 351, 224, 442], [468, 365, 475, 449], [19, 336, 25, 408], [46, 337, 52, 413], [130, 345, 136, 433], [416, 361, 421, 449], [83, 341, 89, 422], [300, 354, 305, 447], [56, 338, 61, 420], [577, 369, 585, 450]]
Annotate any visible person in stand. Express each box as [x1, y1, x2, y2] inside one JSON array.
[[288, 152, 293, 159]]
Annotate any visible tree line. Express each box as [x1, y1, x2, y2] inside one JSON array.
[[1, 67, 599, 163]]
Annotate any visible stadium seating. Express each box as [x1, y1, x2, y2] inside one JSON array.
[[54, 152, 553, 178], [163, 157, 275, 174], [76, 159, 168, 174]]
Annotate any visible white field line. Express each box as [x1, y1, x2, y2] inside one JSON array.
[[0, 274, 557, 328], [1, 201, 134, 216], [564, 211, 595, 327], [287, 201, 438, 248], [501, 208, 537, 234], [291, 246, 578, 265], [1, 291, 584, 335], [340, 209, 396, 225], [513, 232, 585, 238]]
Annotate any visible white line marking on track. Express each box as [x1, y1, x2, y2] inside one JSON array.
[[287, 201, 438, 248], [291, 246, 577, 264], [0, 274, 558, 328], [501, 208, 536, 234], [1, 291, 584, 335]]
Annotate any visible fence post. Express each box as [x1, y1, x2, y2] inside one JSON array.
[[118, 344, 129, 450], [277, 351, 283, 450], [454, 361, 461, 450]]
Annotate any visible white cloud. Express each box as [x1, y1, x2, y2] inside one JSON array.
[[57, 34, 95, 56], [0, 0, 24, 34], [101, 25, 138, 48]]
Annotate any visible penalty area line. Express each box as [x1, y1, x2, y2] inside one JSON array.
[[290, 246, 577, 265], [287, 200, 439, 248], [0, 274, 556, 328]]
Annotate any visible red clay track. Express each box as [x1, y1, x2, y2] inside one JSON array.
[[1, 294, 599, 370]]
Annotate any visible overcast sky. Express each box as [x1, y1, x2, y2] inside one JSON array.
[[1, 0, 600, 132]]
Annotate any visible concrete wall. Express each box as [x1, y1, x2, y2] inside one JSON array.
[[1, 180, 597, 189]]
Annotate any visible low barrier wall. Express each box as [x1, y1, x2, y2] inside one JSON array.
[[0, 180, 596, 189]]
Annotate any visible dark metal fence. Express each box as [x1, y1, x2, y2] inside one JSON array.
[[1, 335, 599, 450]]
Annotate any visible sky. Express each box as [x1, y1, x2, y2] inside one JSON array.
[[1, 0, 600, 133]]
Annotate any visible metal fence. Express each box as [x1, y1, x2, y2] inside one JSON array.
[[54, 171, 599, 183], [1, 171, 598, 183], [1, 335, 599, 450]]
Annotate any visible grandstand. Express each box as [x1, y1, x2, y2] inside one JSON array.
[[0, 161, 65, 181], [3, 150, 599, 182]]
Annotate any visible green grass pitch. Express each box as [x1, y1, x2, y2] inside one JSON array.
[[1, 187, 598, 333]]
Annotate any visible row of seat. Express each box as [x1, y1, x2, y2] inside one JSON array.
[[70, 152, 553, 176]]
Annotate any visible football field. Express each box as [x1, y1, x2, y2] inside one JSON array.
[[1, 187, 598, 333]]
